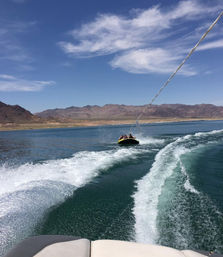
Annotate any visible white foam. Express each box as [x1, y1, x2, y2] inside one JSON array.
[[0, 147, 148, 256], [184, 180, 199, 194], [132, 129, 223, 244], [135, 134, 165, 145], [0, 148, 147, 198], [195, 129, 223, 137], [179, 159, 199, 194], [0, 181, 74, 256], [133, 142, 188, 243]]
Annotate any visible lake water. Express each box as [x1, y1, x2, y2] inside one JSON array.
[[1, 121, 223, 256]]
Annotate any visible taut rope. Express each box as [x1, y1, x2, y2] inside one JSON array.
[[136, 11, 223, 125]]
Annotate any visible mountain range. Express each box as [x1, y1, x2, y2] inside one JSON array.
[[0, 101, 40, 124], [36, 104, 223, 121], [1, 101, 223, 125]]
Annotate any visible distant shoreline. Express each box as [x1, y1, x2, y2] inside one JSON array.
[[0, 118, 223, 131]]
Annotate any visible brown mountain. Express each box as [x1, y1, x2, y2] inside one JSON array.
[[36, 103, 223, 121], [0, 101, 40, 124]]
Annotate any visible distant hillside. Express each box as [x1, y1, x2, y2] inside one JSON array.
[[2, 101, 223, 126], [0, 101, 40, 123], [36, 104, 223, 121]]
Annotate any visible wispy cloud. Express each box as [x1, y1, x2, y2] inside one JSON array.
[[0, 20, 36, 69], [197, 38, 223, 51], [0, 74, 55, 92], [110, 48, 196, 76], [59, 0, 222, 75]]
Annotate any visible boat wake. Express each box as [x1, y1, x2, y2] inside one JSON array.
[[135, 134, 165, 146], [133, 129, 223, 251], [0, 147, 148, 256]]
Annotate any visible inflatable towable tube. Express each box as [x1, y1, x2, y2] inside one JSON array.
[[118, 138, 139, 145]]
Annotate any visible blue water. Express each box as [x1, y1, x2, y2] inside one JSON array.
[[1, 121, 223, 256]]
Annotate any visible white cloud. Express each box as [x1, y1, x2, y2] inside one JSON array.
[[0, 74, 55, 92], [111, 48, 196, 76], [59, 13, 144, 57], [0, 74, 16, 80], [197, 39, 223, 51], [59, 0, 222, 75], [0, 20, 36, 68]]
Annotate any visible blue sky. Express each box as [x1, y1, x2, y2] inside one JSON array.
[[0, 0, 223, 112]]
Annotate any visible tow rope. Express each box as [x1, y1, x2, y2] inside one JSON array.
[[136, 11, 223, 126]]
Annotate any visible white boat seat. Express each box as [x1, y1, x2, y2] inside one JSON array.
[[4, 236, 221, 257], [91, 240, 206, 257], [34, 239, 89, 257]]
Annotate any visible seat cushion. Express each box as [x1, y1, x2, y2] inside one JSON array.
[[4, 236, 89, 257], [34, 239, 90, 257], [91, 240, 207, 257]]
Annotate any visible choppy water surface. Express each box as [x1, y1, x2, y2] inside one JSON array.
[[1, 121, 223, 256]]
